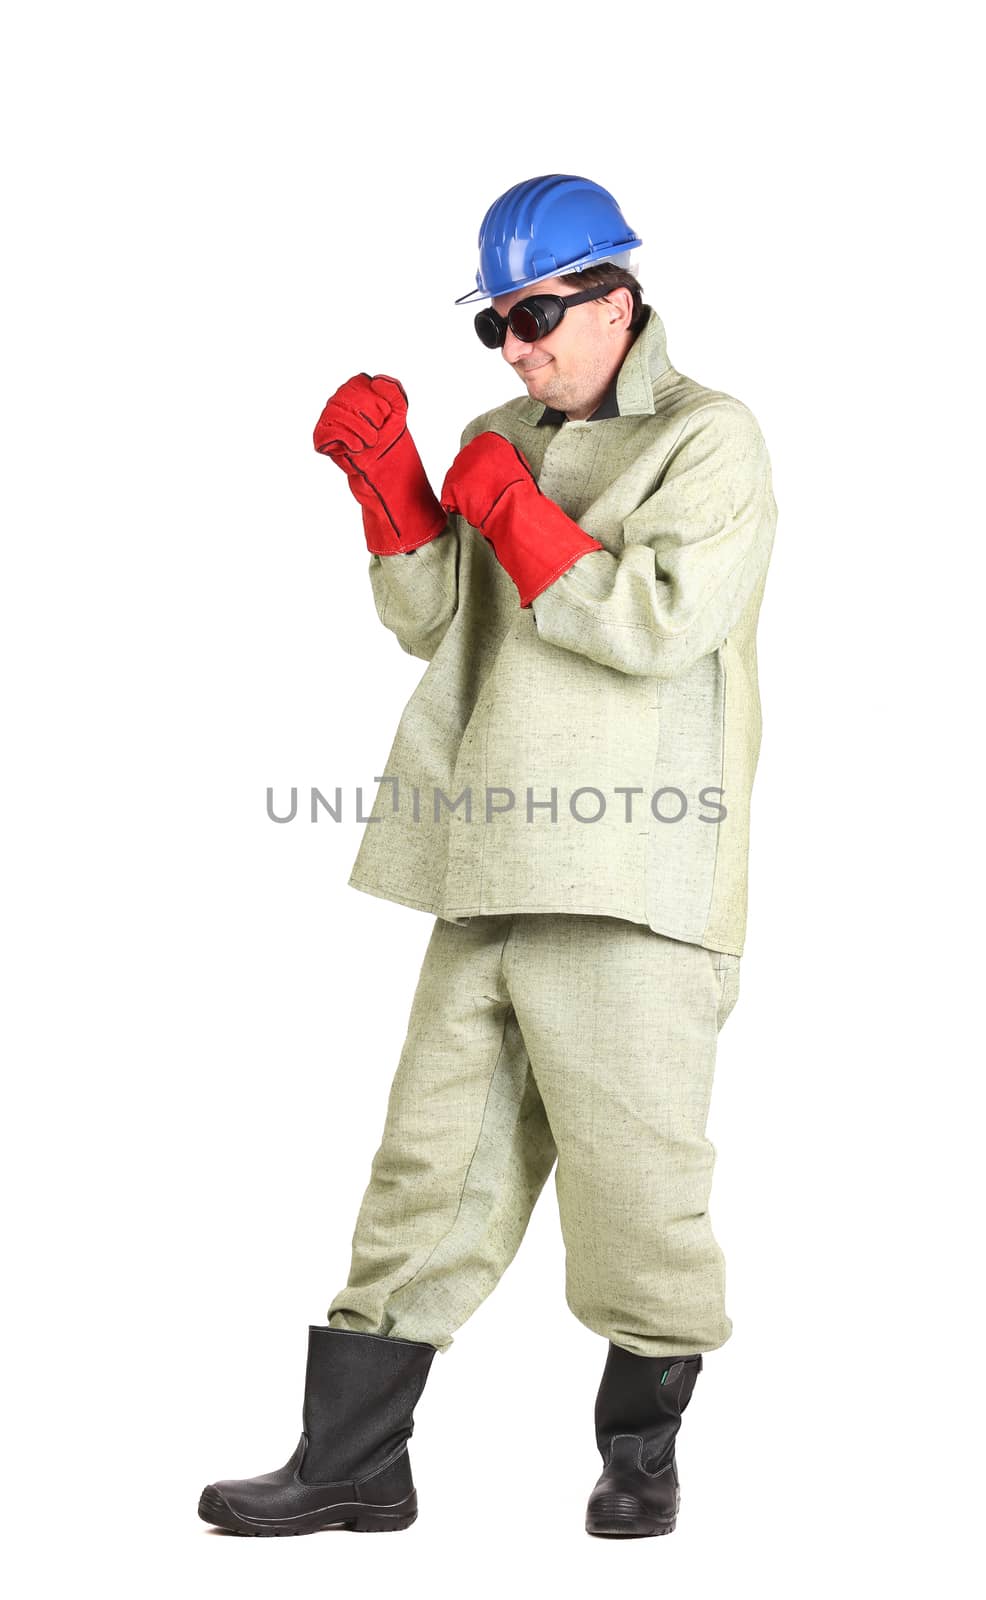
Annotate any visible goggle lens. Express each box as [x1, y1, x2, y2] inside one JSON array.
[[507, 303, 545, 343], [474, 309, 505, 348]]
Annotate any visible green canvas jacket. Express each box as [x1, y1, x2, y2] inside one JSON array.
[[345, 306, 777, 955]]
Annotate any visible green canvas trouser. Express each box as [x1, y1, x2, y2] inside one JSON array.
[[327, 912, 740, 1359]]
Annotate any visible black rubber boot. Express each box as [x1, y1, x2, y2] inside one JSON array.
[[585, 1345, 703, 1538], [198, 1326, 438, 1536]]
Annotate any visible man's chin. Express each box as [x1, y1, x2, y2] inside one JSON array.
[[523, 373, 561, 403]]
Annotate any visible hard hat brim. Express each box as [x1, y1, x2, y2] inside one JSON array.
[[454, 240, 641, 306]]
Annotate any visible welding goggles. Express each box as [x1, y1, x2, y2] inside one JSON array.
[[473, 282, 615, 349]]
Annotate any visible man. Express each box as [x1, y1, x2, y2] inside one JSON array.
[[199, 173, 777, 1541]]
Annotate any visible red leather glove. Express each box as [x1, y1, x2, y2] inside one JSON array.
[[313, 374, 447, 556], [440, 432, 603, 607]]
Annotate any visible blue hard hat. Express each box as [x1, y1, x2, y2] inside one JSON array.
[[455, 173, 642, 305]]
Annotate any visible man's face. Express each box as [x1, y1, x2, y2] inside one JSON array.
[[491, 274, 632, 418]]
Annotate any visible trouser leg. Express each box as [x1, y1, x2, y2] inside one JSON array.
[[327, 915, 557, 1352], [503, 914, 740, 1358]]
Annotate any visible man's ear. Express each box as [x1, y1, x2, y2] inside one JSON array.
[[599, 286, 634, 328]]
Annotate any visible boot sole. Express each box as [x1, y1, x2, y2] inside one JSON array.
[[586, 1516, 677, 1538], [586, 1491, 677, 1538], [198, 1484, 418, 1536]]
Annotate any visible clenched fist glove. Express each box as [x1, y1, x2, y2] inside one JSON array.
[[313, 373, 447, 556], [440, 432, 603, 608]]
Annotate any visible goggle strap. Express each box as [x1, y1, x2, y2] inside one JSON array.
[[545, 282, 616, 309]]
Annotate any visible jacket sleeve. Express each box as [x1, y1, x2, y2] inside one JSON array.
[[529, 401, 777, 678], [367, 519, 461, 661]]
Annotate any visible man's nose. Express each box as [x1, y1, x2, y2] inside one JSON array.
[[503, 326, 535, 363]]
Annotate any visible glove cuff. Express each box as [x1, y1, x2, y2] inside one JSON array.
[[361, 495, 448, 556], [483, 479, 604, 607]]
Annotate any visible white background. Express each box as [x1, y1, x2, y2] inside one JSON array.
[[3, 2, 981, 1595]]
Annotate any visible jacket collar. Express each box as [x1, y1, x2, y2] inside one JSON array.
[[509, 304, 671, 427]]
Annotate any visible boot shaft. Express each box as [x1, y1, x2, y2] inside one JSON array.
[[594, 1345, 703, 1472], [301, 1326, 437, 1484]]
